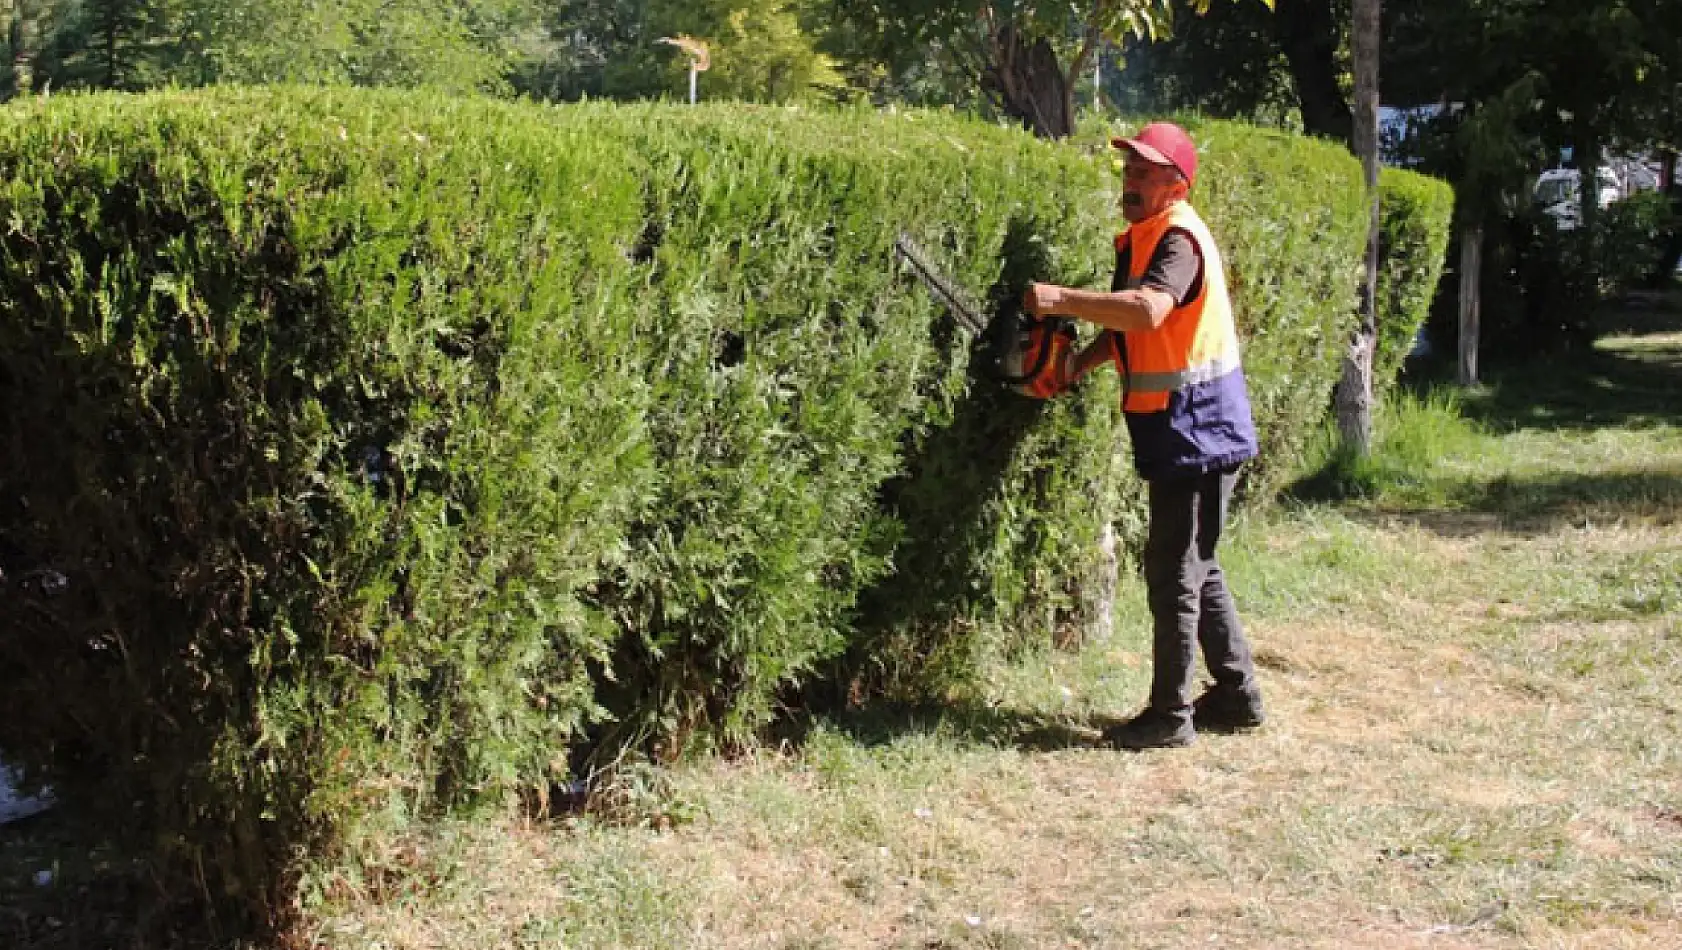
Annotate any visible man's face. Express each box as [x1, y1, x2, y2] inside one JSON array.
[[1120, 153, 1187, 224]]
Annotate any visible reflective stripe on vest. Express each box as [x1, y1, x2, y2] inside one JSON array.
[[1126, 353, 1241, 393], [1113, 202, 1242, 413]]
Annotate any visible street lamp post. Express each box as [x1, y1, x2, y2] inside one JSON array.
[[658, 36, 711, 105]]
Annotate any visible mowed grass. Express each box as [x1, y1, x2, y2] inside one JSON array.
[[5, 304, 1679, 950], [286, 304, 1682, 949]]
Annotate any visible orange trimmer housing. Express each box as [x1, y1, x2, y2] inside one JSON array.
[[1000, 315, 1077, 399]]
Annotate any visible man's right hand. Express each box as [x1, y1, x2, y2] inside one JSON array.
[[1023, 282, 1065, 317], [1065, 333, 1114, 388]]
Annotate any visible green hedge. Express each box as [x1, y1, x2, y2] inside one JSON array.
[[0, 87, 1447, 929], [0, 89, 658, 924], [1374, 166, 1456, 401], [560, 104, 1124, 743]]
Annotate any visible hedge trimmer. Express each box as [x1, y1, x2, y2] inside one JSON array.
[[892, 231, 1075, 399]]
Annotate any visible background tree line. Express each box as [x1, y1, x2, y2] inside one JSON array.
[[0, 1, 1257, 134]]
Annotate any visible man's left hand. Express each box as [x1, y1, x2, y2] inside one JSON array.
[[1023, 282, 1063, 316]]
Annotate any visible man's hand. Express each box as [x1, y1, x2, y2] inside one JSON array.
[[1023, 282, 1065, 316]]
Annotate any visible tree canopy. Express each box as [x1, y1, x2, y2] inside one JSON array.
[[4, 0, 1287, 134], [819, 0, 1273, 137]]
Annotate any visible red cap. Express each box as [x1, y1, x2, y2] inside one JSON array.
[[1111, 122, 1198, 185]]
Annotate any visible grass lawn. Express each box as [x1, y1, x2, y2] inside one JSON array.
[[6, 296, 1680, 949]]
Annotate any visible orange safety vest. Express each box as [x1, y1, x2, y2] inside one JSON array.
[[1111, 202, 1243, 414]]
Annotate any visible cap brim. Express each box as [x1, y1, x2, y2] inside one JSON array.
[[1110, 136, 1173, 167]]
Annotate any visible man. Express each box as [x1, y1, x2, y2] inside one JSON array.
[[1023, 121, 1266, 750]]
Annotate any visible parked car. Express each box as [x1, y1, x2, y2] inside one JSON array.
[[1533, 167, 1621, 231]]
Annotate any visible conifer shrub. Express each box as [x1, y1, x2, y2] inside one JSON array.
[[1374, 167, 1455, 399], [0, 88, 1450, 929], [0, 88, 656, 927], [557, 104, 1126, 726]]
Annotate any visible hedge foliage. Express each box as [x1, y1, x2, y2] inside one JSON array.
[[0, 87, 1448, 928], [1373, 167, 1455, 399], [0, 89, 658, 922]]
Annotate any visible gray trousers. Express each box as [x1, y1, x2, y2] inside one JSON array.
[[1143, 467, 1258, 719]]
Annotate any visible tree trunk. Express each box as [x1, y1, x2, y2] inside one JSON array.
[[1092, 41, 1102, 111], [1064, 6, 1105, 132], [1335, 0, 1380, 455], [105, 18, 121, 90], [9, 0, 36, 97], [1273, 0, 1353, 145], [1575, 123, 1602, 239], [1457, 222, 1483, 386], [1074, 522, 1118, 648], [983, 22, 1075, 139]]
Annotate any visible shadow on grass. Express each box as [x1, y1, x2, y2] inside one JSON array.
[[773, 698, 1121, 755], [1595, 287, 1682, 336], [1459, 294, 1682, 433], [1364, 467, 1682, 537], [1281, 449, 1387, 507], [1461, 350, 1682, 433], [1460, 467, 1682, 520]]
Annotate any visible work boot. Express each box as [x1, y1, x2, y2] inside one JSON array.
[[1191, 682, 1266, 732], [1106, 708, 1195, 751]]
